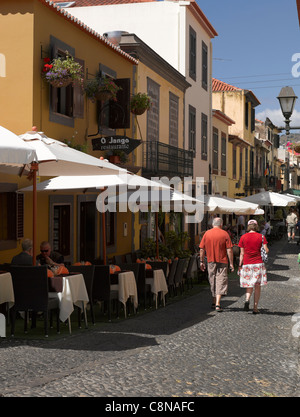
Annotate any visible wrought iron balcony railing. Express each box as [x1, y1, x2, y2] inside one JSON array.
[[141, 141, 193, 178]]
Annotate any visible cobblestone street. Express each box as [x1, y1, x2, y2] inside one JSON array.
[[0, 237, 300, 398]]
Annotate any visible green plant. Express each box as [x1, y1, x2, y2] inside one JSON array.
[[141, 230, 191, 259], [42, 52, 83, 87], [130, 92, 152, 115], [84, 73, 121, 102], [63, 138, 89, 153], [105, 149, 128, 163], [274, 209, 283, 220]]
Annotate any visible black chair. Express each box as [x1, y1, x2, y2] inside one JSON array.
[[10, 266, 60, 337], [146, 261, 168, 278], [125, 253, 133, 263], [114, 255, 124, 264], [183, 254, 197, 290], [92, 265, 119, 321], [166, 259, 178, 297], [0, 263, 11, 272], [174, 258, 188, 295], [134, 263, 152, 309], [68, 265, 95, 325]]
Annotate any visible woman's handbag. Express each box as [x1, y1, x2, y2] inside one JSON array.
[[261, 234, 268, 263]]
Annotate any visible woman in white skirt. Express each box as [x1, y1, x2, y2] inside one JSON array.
[[238, 219, 269, 314]]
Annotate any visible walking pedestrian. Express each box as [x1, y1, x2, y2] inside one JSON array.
[[199, 217, 234, 312], [286, 208, 298, 242], [238, 219, 269, 314]]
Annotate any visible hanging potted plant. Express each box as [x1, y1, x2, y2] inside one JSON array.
[[130, 92, 152, 115], [84, 73, 121, 102], [42, 53, 83, 88]]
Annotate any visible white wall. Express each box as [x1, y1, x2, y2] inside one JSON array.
[[68, 2, 214, 184], [69, 3, 182, 72]]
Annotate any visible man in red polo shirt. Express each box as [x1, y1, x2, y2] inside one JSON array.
[[199, 217, 234, 312]]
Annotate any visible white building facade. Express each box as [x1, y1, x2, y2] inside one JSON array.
[[62, 0, 218, 190]]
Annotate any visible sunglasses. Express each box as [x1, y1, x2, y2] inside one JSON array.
[[41, 249, 50, 253]]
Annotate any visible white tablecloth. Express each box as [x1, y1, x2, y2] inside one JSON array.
[[55, 273, 89, 323], [111, 271, 138, 317], [0, 272, 14, 309], [146, 269, 168, 308]]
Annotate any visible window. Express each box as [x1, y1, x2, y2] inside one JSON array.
[[106, 211, 115, 246], [245, 147, 248, 186], [201, 113, 207, 160], [202, 41, 208, 90], [233, 147, 237, 179], [189, 26, 196, 81], [212, 127, 218, 172], [240, 149, 243, 179], [221, 133, 226, 175], [245, 101, 249, 129], [49, 36, 84, 127], [169, 93, 179, 147], [147, 77, 160, 142], [251, 106, 255, 132], [0, 187, 23, 250], [189, 105, 196, 153]]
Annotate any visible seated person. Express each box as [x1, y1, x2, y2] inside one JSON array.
[[11, 238, 33, 265], [36, 241, 64, 267]]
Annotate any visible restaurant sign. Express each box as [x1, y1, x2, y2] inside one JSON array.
[[92, 136, 141, 155]]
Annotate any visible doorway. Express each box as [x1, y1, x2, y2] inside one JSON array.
[[79, 201, 96, 262]]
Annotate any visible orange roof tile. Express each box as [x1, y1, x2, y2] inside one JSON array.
[[212, 78, 241, 92]]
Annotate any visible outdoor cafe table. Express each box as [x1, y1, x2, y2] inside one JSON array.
[[48, 273, 89, 333], [0, 271, 15, 309], [145, 269, 168, 309], [110, 271, 138, 318]]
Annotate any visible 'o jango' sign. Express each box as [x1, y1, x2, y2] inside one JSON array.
[[92, 135, 141, 154]]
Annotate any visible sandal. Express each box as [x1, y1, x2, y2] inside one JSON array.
[[243, 301, 250, 312], [215, 305, 223, 312], [253, 309, 260, 315]]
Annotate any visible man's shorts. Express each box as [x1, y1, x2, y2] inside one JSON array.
[[287, 224, 295, 235], [207, 262, 228, 297]]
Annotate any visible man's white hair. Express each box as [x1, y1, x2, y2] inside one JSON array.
[[212, 217, 223, 227]]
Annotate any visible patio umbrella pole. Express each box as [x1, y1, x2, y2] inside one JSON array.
[[31, 162, 39, 266], [156, 212, 159, 260], [102, 211, 106, 265]]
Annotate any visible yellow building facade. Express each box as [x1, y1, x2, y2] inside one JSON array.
[[0, 0, 137, 263], [212, 78, 260, 199]]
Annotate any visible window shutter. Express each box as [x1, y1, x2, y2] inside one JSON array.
[[73, 58, 85, 118], [108, 78, 130, 129], [17, 193, 24, 239]]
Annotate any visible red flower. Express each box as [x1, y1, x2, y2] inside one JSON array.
[[43, 57, 51, 63]]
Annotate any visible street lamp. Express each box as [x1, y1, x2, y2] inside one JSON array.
[[277, 86, 299, 134]]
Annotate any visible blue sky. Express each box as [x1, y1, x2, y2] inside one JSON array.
[[198, 0, 300, 129]]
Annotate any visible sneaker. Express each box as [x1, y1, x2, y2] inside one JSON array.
[[243, 301, 250, 311]]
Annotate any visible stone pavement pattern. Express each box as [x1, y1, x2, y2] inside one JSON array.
[[0, 238, 300, 397]]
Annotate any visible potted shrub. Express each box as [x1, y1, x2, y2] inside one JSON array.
[[84, 73, 121, 102], [130, 92, 152, 115], [105, 150, 128, 164], [42, 53, 83, 88]]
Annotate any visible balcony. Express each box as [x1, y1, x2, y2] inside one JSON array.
[[246, 175, 280, 191], [141, 141, 194, 178]]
